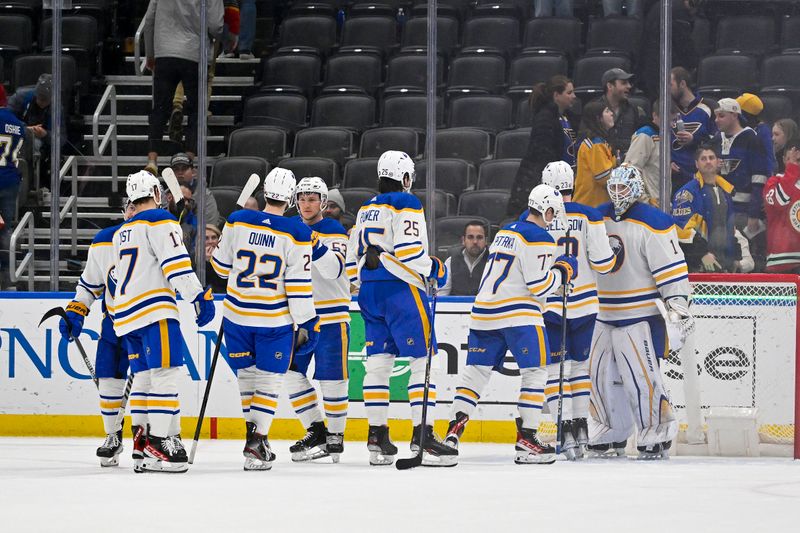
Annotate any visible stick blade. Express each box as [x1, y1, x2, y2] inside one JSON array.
[[161, 167, 184, 203], [188, 440, 199, 465], [395, 453, 423, 470], [237, 173, 262, 207], [38, 306, 67, 327]]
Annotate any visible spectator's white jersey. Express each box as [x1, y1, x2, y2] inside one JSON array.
[[595, 202, 691, 324], [303, 216, 351, 325], [211, 209, 316, 328], [539, 201, 616, 319], [469, 220, 564, 330], [111, 209, 204, 336]]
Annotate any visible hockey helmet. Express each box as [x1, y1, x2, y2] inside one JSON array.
[[263, 167, 297, 207], [541, 161, 574, 194], [126, 170, 161, 204], [377, 150, 415, 191], [295, 176, 329, 208], [528, 184, 566, 226], [607, 164, 644, 217]]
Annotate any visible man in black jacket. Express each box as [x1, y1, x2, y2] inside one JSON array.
[[439, 221, 489, 296], [596, 68, 646, 160]]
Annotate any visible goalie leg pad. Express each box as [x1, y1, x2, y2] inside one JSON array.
[[408, 356, 436, 426], [588, 323, 635, 445], [285, 370, 324, 429], [364, 353, 393, 426]]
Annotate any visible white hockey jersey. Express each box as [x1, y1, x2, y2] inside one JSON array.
[[111, 209, 204, 336], [346, 191, 433, 290], [73, 223, 122, 319], [595, 201, 692, 324], [211, 209, 316, 328], [305, 216, 350, 325], [539, 202, 616, 319], [469, 219, 564, 330]]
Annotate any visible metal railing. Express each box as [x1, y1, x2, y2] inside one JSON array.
[[9, 211, 35, 291], [92, 84, 119, 192], [134, 17, 146, 76]]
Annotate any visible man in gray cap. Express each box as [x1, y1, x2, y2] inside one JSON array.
[[324, 187, 353, 231], [595, 68, 646, 159], [8, 73, 66, 151], [169, 152, 221, 227]]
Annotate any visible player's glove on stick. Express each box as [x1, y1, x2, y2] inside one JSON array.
[[429, 255, 448, 288], [295, 316, 320, 356], [552, 254, 578, 285], [364, 245, 382, 270], [193, 287, 216, 327], [666, 296, 695, 341], [59, 301, 88, 340]]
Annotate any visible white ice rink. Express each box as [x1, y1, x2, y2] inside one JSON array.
[[1, 438, 798, 533]]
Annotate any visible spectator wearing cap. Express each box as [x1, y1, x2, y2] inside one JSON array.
[[669, 67, 716, 191], [0, 85, 26, 288], [534, 0, 573, 17], [763, 139, 800, 273], [7, 73, 67, 153], [169, 152, 221, 227], [573, 100, 617, 207], [439, 220, 489, 296], [772, 118, 798, 174], [737, 93, 777, 177], [595, 68, 646, 160], [324, 187, 354, 230]]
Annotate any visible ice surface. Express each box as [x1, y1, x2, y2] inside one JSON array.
[[1, 438, 798, 533]]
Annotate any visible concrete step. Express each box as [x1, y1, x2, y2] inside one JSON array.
[[122, 56, 260, 78]]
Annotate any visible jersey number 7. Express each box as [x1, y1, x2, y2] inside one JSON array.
[[478, 252, 515, 294]]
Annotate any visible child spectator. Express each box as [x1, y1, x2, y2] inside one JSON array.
[[573, 100, 616, 207]]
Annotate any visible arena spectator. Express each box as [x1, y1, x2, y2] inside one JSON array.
[[596, 68, 646, 159], [439, 221, 489, 296], [0, 85, 26, 289], [772, 118, 798, 174], [763, 139, 800, 273], [672, 146, 741, 273], [218, 0, 241, 58], [534, 0, 573, 17], [625, 98, 678, 205], [507, 75, 578, 216], [204, 224, 228, 292], [243, 196, 259, 210], [166, 184, 197, 253], [325, 187, 354, 230], [143, 0, 223, 173], [7, 74, 67, 156], [236, 0, 256, 60], [169, 152, 221, 227], [669, 67, 715, 190], [737, 93, 776, 177], [573, 100, 616, 207], [603, 0, 641, 17], [641, 1, 700, 98]]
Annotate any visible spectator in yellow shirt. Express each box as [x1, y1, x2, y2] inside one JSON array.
[[573, 100, 617, 207]]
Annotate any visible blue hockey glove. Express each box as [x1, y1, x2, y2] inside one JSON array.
[[193, 287, 216, 327], [295, 316, 320, 356], [429, 256, 448, 288], [552, 254, 578, 285], [59, 301, 89, 340]]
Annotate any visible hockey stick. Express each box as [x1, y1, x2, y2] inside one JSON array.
[[555, 230, 572, 456], [189, 321, 224, 464], [396, 284, 438, 470], [161, 167, 186, 211], [39, 306, 99, 389], [237, 173, 261, 207], [111, 373, 134, 431]]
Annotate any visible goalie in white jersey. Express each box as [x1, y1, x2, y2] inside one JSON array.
[[211, 168, 319, 471], [444, 184, 578, 465], [285, 177, 351, 463], [112, 171, 215, 473], [590, 164, 694, 460]]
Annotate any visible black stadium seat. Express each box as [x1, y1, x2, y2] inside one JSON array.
[[0, 15, 33, 78], [696, 54, 758, 97], [457, 189, 511, 224], [340, 15, 397, 56], [401, 15, 460, 55], [435, 128, 492, 166], [343, 158, 379, 189], [210, 157, 270, 188], [522, 17, 582, 59], [758, 94, 793, 123], [258, 53, 321, 96], [211, 186, 244, 221], [412, 189, 456, 217], [478, 159, 521, 190], [243, 93, 308, 130], [572, 55, 631, 99], [340, 187, 379, 213], [323, 52, 383, 95], [448, 95, 513, 132], [385, 52, 445, 95], [495, 128, 530, 159], [781, 16, 800, 53], [277, 15, 337, 55], [461, 16, 520, 57], [311, 94, 376, 129], [585, 16, 642, 62], [761, 55, 800, 94], [381, 94, 444, 129], [415, 158, 476, 196], [434, 215, 492, 255], [279, 156, 339, 186], [227, 126, 289, 163], [359, 127, 422, 158], [508, 54, 568, 96], [715, 15, 776, 56], [447, 52, 506, 94], [292, 127, 356, 168], [41, 15, 100, 83]]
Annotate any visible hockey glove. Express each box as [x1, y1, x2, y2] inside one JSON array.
[[193, 287, 216, 327], [429, 256, 448, 288], [551, 254, 578, 285], [665, 296, 695, 347], [59, 301, 89, 340], [295, 316, 320, 356], [364, 245, 382, 270]]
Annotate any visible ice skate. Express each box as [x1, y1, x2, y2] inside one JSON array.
[[243, 422, 275, 471], [637, 441, 671, 461], [558, 420, 578, 461], [97, 429, 123, 467], [587, 440, 627, 459], [131, 425, 146, 473], [290, 421, 329, 462], [367, 425, 397, 466], [444, 411, 469, 450], [410, 424, 458, 466], [572, 418, 589, 459], [326, 432, 344, 463], [515, 427, 556, 465], [143, 435, 188, 473]]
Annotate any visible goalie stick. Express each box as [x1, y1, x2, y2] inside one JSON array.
[[39, 306, 99, 388], [555, 230, 572, 457]]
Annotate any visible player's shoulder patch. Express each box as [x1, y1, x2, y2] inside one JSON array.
[[128, 208, 177, 224], [227, 208, 257, 225], [566, 201, 604, 222], [311, 217, 347, 236], [627, 202, 675, 231], [93, 223, 124, 244]]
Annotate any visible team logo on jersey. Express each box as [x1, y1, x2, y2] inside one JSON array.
[[671, 122, 703, 150], [789, 201, 800, 232], [608, 234, 625, 273], [674, 189, 693, 203], [718, 158, 741, 176]]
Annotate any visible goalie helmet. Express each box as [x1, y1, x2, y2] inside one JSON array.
[[541, 161, 574, 193], [377, 150, 415, 191], [295, 177, 329, 208], [607, 164, 644, 217], [263, 167, 297, 207], [126, 170, 161, 203], [528, 184, 566, 226]]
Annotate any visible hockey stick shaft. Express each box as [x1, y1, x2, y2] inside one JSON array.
[[555, 229, 571, 455], [111, 373, 134, 431], [39, 306, 99, 388], [189, 322, 224, 464]]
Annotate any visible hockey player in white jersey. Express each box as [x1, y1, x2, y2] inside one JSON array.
[[345, 150, 455, 466], [58, 201, 136, 467], [590, 164, 693, 460], [444, 184, 578, 465], [537, 161, 616, 459], [285, 177, 351, 462], [111, 170, 215, 473], [211, 168, 319, 471]]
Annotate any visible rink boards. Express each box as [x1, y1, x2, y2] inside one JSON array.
[[0, 293, 794, 441]]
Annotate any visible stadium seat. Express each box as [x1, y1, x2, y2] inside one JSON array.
[[781, 16, 800, 53], [348, 2, 394, 17], [691, 16, 713, 58], [435, 128, 492, 166], [401, 15, 459, 55], [447, 52, 506, 94], [277, 15, 337, 55], [522, 17, 582, 59], [572, 55, 631, 99], [340, 15, 397, 56], [696, 54, 758, 97], [243, 93, 308, 130], [585, 16, 642, 62], [280, 156, 339, 185], [41, 16, 100, 84], [0, 0, 39, 18], [340, 187, 379, 212], [507, 54, 568, 97], [461, 15, 520, 57], [495, 128, 530, 159], [448, 95, 513, 132], [715, 15, 776, 56], [288, 2, 338, 18], [415, 158, 476, 196], [412, 189, 456, 217], [457, 189, 511, 224], [227, 126, 289, 163], [381, 94, 444, 129], [515, 99, 532, 128], [0, 15, 33, 78], [323, 52, 383, 95], [210, 186, 244, 221], [311, 94, 376, 129], [758, 94, 793, 124], [761, 55, 800, 94], [210, 157, 270, 188], [434, 215, 492, 255], [359, 127, 422, 158], [257, 53, 321, 96], [478, 159, 521, 190], [292, 127, 356, 169], [384, 52, 445, 95], [11, 54, 78, 112], [343, 157, 379, 189]]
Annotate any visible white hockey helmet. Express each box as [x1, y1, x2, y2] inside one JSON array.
[[528, 184, 566, 225], [377, 150, 415, 191], [541, 161, 574, 193], [126, 170, 161, 203], [263, 167, 297, 207], [295, 176, 329, 208], [607, 164, 644, 217]]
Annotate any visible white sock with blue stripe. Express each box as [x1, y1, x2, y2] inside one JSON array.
[[250, 370, 284, 435], [285, 370, 323, 429], [148, 367, 181, 438], [408, 357, 437, 426], [320, 379, 349, 434], [129, 371, 151, 430], [98, 378, 126, 434], [569, 360, 591, 419], [518, 367, 547, 430], [545, 361, 573, 421], [450, 364, 492, 420], [237, 367, 256, 422], [364, 354, 393, 426]]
